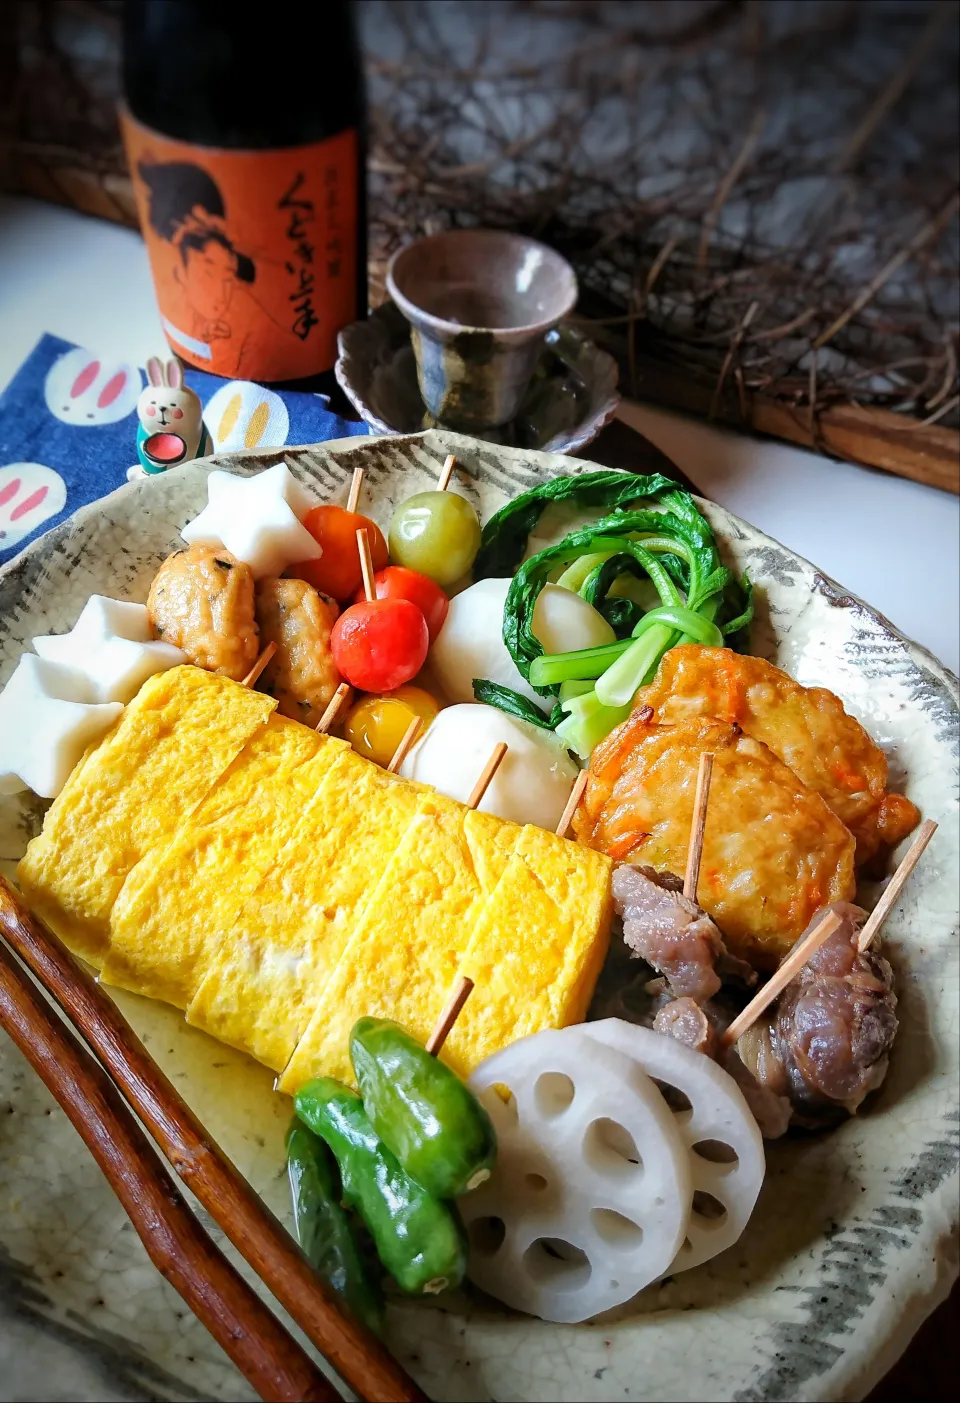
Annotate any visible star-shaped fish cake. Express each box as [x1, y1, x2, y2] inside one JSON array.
[[33, 595, 185, 704], [0, 654, 123, 799], [181, 463, 322, 578]]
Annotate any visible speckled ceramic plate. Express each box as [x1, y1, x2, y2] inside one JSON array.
[[0, 431, 957, 1403]]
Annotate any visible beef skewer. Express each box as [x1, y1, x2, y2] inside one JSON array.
[[731, 828, 935, 1126], [721, 910, 845, 1047], [622, 778, 935, 1135], [0, 925, 339, 1403]]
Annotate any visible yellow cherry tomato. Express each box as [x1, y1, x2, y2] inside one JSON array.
[[385, 685, 442, 726], [343, 686, 440, 768]]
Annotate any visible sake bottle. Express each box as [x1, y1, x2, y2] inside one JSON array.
[[121, 0, 367, 387]]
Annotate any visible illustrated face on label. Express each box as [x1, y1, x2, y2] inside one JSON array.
[[0, 463, 67, 550], [178, 239, 238, 324], [204, 380, 290, 452], [45, 349, 142, 426], [121, 110, 358, 380]]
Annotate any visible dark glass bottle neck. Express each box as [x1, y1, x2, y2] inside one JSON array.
[[123, 0, 364, 149]]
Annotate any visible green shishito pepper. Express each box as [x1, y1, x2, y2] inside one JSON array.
[[294, 1077, 467, 1297], [285, 1120, 384, 1336], [350, 1016, 497, 1199]]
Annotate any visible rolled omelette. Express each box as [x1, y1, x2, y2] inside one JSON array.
[[99, 716, 349, 1008], [185, 749, 432, 1072], [17, 666, 275, 964], [440, 824, 613, 1079], [277, 794, 524, 1093]]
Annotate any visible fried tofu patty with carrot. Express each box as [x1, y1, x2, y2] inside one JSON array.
[[574, 710, 856, 970], [636, 645, 919, 866]]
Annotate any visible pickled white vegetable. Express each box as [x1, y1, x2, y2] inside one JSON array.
[[429, 578, 544, 708], [584, 1021, 765, 1272], [531, 584, 615, 655], [429, 578, 613, 709], [462, 1027, 691, 1323], [401, 704, 578, 830]]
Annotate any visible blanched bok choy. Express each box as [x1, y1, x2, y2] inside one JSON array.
[[471, 472, 752, 758]]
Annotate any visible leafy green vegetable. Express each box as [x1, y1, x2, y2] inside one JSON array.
[[555, 689, 632, 760], [559, 679, 594, 702], [471, 680, 563, 730], [581, 553, 651, 638], [474, 470, 683, 580], [598, 596, 643, 637], [594, 624, 678, 707], [718, 573, 754, 638], [556, 550, 618, 594], [473, 472, 753, 753], [503, 513, 718, 691], [632, 605, 724, 647], [529, 638, 632, 688]]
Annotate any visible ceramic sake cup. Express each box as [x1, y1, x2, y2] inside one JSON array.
[[386, 229, 579, 430]]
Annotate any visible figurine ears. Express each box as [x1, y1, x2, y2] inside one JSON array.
[[145, 356, 185, 388]]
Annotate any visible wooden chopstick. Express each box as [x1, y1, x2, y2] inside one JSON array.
[[0, 877, 426, 1403], [0, 934, 338, 1403]]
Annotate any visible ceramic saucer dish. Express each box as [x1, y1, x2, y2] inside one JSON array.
[[0, 429, 957, 1402], [336, 303, 621, 453]]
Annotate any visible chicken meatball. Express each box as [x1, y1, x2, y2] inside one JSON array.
[[254, 577, 346, 727], [147, 544, 259, 681]]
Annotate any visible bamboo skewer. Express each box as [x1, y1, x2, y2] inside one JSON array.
[[0, 924, 338, 1403], [346, 465, 364, 514], [683, 751, 714, 902], [857, 819, 938, 952], [466, 741, 508, 810], [556, 770, 589, 838], [241, 641, 277, 689], [720, 909, 844, 1048], [0, 878, 426, 1403], [425, 975, 475, 1055], [357, 528, 376, 603], [316, 682, 351, 735], [386, 715, 423, 773], [436, 454, 457, 491]]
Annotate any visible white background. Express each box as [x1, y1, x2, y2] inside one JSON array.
[[1, 194, 957, 675]]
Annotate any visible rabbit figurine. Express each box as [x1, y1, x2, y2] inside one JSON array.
[[130, 356, 212, 479]]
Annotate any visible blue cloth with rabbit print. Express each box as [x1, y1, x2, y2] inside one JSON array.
[[0, 333, 368, 567]]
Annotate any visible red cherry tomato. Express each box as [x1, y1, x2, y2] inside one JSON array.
[[354, 565, 449, 642], [330, 598, 429, 692], [293, 505, 388, 601]]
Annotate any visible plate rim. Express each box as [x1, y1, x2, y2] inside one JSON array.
[[0, 428, 957, 1403]]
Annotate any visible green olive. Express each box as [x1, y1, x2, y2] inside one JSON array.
[[388, 491, 482, 588]]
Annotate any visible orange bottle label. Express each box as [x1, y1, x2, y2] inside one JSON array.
[[120, 107, 358, 381]]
